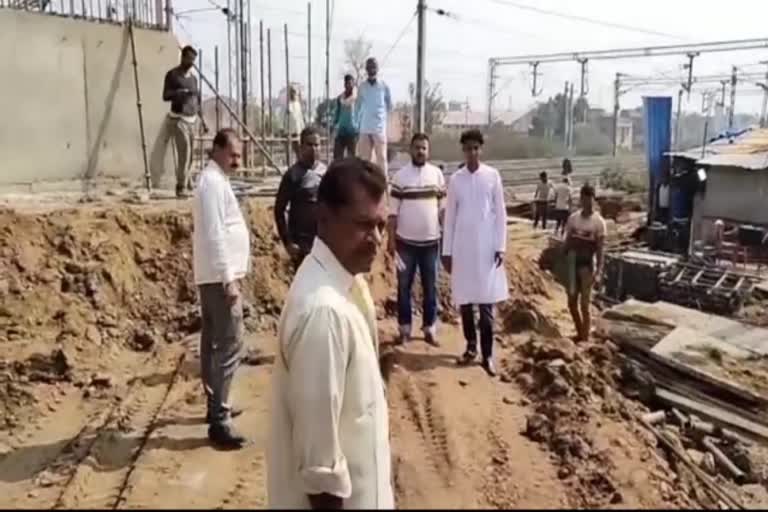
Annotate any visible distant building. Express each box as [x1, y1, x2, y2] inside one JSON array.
[[435, 109, 534, 135]]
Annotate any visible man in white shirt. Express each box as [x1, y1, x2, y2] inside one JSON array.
[[286, 86, 305, 159], [442, 129, 509, 377], [564, 183, 606, 342], [355, 57, 393, 175], [533, 171, 553, 230], [657, 175, 670, 223], [268, 158, 393, 509], [193, 128, 250, 449], [553, 176, 573, 236], [388, 133, 446, 346]]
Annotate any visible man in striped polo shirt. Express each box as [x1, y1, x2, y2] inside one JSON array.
[[387, 133, 446, 346]]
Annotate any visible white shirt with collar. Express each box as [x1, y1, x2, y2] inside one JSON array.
[[192, 161, 251, 285], [267, 238, 393, 510]]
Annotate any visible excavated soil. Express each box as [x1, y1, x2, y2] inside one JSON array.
[[0, 199, 694, 508]]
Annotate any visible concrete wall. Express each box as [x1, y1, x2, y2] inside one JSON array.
[[0, 10, 178, 186], [692, 166, 768, 240]]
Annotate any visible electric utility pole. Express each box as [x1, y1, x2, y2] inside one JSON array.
[[415, 0, 426, 133]]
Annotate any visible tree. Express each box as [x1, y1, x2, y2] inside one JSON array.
[[408, 81, 447, 134], [342, 37, 373, 83]]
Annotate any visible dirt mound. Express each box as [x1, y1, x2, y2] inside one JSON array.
[[502, 335, 690, 508], [0, 201, 295, 428]]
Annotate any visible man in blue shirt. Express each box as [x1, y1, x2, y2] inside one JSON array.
[[356, 57, 392, 175], [332, 74, 359, 161]]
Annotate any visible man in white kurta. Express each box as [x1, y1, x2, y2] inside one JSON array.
[[267, 158, 393, 510], [441, 129, 508, 377]]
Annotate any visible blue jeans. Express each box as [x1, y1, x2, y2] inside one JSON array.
[[396, 240, 439, 337]]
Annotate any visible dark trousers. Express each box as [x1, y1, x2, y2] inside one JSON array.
[[657, 207, 669, 224], [333, 133, 358, 161], [199, 283, 244, 427], [397, 240, 439, 334], [533, 201, 549, 229], [460, 304, 494, 359], [554, 209, 570, 234]]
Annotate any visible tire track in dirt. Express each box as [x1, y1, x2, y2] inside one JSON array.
[[115, 350, 272, 510], [50, 353, 186, 509], [0, 394, 121, 508]]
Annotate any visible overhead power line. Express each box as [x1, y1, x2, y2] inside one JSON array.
[[484, 0, 684, 40], [378, 12, 419, 67]]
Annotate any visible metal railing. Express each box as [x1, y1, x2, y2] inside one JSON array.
[[0, 0, 169, 30]]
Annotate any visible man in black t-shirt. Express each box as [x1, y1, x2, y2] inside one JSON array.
[[150, 46, 209, 198]]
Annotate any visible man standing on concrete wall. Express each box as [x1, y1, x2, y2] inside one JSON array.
[[356, 57, 392, 175], [151, 45, 207, 198], [332, 74, 359, 161], [193, 129, 249, 449]]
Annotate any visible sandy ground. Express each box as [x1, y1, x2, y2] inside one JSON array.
[[0, 196, 703, 509]]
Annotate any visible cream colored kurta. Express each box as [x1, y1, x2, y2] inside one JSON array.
[[267, 238, 393, 510], [442, 164, 509, 306]]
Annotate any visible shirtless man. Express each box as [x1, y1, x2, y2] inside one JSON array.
[[564, 183, 606, 342]]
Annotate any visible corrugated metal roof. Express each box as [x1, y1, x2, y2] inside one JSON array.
[[667, 127, 768, 170]]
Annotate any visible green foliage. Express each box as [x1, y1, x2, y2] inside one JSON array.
[[599, 164, 648, 193]]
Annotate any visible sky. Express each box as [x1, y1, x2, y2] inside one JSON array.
[[172, 0, 768, 117]]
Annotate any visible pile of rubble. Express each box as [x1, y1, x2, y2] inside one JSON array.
[[500, 336, 683, 507]]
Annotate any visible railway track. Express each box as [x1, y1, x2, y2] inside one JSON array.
[[227, 154, 646, 195]]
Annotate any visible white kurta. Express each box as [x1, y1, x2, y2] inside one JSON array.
[[442, 164, 509, 305], [267, 239, 394, 510]]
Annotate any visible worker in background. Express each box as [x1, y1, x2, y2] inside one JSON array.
[[151, 45, 208, 198], [286, 86, 305, 159], [564, 183, 606, 342], [356, 57, 392, 176], [388, 133, 446, 347], [442, 129, 508, 377], [657, 174, 671, 224], [193, 129, 249, 449], [332, 74, 359, 161], [533, 171, 553, 230], [274, 127, 327, 271], [562, 158, 573, 179], [553, 176, 573, 236], [268, 158, 393, 509]]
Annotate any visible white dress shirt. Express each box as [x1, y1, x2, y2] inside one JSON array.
[[267, 238, 393, 510], [192, 161, 250, 285]]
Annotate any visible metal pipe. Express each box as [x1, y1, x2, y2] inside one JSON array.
[[728, 66, 737, 130], [191, 60, 281, 173], [198, 48, 205, 172], [127, 20, 152, 192], [239, 0, 248, 165], [307, 2, 312, 126], [702, 437, 747, 484], [612, 73, 620, 157], [324, 0, 330, 161], [642, 410, 666, 425], [284, 23, 291, 164], [259, 19, 266, 172], [226, 0, 233, 121], [267, 28, 273, 137], [215, 45, 221, 132]]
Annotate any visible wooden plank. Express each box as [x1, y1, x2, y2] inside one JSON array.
[[655, 388, 768, 443]]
